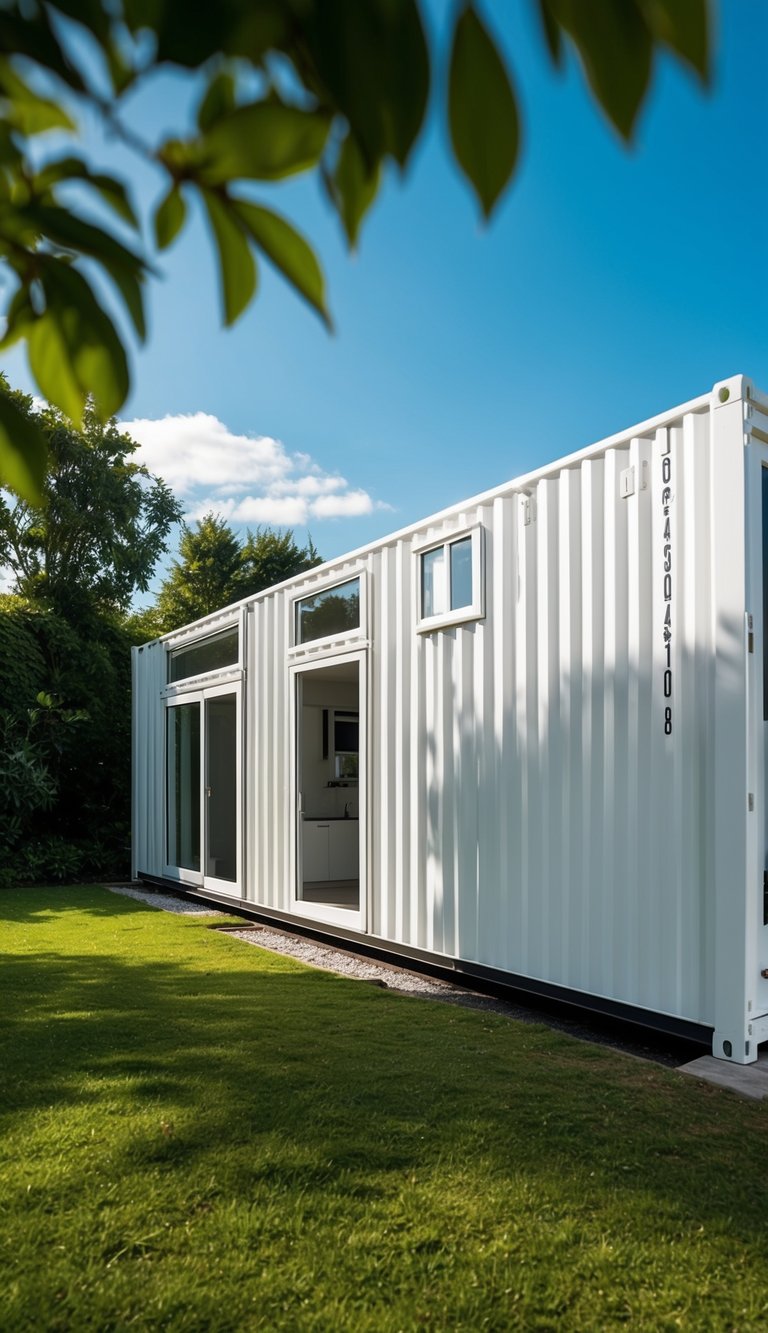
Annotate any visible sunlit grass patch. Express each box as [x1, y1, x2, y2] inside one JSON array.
[[2, 885, 768, 1331]]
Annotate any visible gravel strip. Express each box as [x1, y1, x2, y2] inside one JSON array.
[[107, 884, 228, 916], [105, 884, 700, 1065], [106, 884, 460, 995], [226, 927, 460, 996]]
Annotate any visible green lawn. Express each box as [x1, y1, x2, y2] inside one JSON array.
[[2, 886, 768, 1331]]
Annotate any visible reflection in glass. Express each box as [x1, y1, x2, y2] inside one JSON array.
[[169, 628, 238, 683], [296, 578, 360, 644], [205, 694, 237, 882], [450, 538, 473, 610], [167, 703, 200, 871], [421, 547, 445, 618]]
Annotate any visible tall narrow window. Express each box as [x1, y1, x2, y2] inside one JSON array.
[[167, 702, 201, 871], [421, 547, 446, 619], [449, 537, 473, 610], [417, 528, 483, 629]]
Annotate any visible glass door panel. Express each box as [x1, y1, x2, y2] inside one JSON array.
[[205, 693, 237, 883], [167, 701, 201, 873]]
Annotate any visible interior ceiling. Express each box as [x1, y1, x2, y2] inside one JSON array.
[[303, 661, 358, 684]]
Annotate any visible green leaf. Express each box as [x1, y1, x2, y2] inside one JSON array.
[[0, 59, 75, 135], [154, 184, 187, 250], [0, 286, 36, 351], [29, 260, 129, 423], [198, 69, 237, 131], [103, 38, 136, 95], [202, 191, 257, 326], [448, 6, 521, 220], [0, 391, 47, 504], [544, 0, 653, 140], [105, 262, 147, 342], [34, 157, 139, 228], [231, 200, 330, 329], [21, 202, 146, 278], [19, 202, 147, 339], [198, 101, 331, 182], [0, 12, 85, 93], [86, 173, 139, 228], [300, 0, 430, 170], [536, 0, 563, 64], [328, 134, 381, 249], [641, 0, 710, 82], [124, 0, 287, 68]]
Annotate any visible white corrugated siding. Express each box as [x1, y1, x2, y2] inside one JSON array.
[[134, 380, 758, 1031], [131, 640, 166, 878], [352, 408, 715, 1023]]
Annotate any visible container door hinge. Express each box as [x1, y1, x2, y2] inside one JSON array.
[[764, 870, 768, 926], [748, 613, 754, 653], [521, 495, 536, 526]]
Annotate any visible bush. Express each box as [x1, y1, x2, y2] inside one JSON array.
[[0, 598, 133, 884]]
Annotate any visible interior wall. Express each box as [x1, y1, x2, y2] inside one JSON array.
[[300, 674, 359, 819]]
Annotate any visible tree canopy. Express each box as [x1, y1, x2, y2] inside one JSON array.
[[0, 1, 710, 502], [150, 513, 321, 634], [0, 380, 181, 615]]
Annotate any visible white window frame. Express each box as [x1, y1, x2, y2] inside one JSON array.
[[415, 525, 485, 631], [163, 680, 243, 896], [162, 609, 244, 698], [289, 570, 367, 657], [289, 647, 368, 933]]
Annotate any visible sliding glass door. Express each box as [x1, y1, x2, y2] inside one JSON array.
[[165, 683, 241, 894], [167, 700, 201, 874]]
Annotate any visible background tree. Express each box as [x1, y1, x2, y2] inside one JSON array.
[[152, 514, 321, 633], [0, 0, 711, 500], [153, 513, 244, 631], [0, 380, 181, 615], [238, 527, 321, 602], [0, 382, 181, 883]]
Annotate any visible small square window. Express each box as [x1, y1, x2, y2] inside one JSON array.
[[417, 528, 484, 630]]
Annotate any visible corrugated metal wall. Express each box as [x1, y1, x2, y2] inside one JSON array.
[[134, 384, 752, 1030], [359, 409, 716, 1023], [131, 640, 166, 879]]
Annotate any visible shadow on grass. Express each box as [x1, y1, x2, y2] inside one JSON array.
[[2, 886, 768, 1249]]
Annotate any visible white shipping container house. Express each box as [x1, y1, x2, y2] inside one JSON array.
[[132, 374, 768, 1065]]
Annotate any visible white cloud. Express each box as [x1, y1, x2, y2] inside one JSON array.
[[121, 410, 387, 530], [271, 474, 346, 498], [187, 494, 310, 526], [122, 412, 292, 495], [311, 490, 376, 518]]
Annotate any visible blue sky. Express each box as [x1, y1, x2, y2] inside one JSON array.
[[4, 2, 767, 590]]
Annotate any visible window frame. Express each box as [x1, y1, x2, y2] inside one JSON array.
[[162, 609, 244, 698], [415, 525, 485, 632], [289, 570, 367, 655]]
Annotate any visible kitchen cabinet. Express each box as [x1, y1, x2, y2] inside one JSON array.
[[329, 821, 359, 879], [302, 819, 359, 882]]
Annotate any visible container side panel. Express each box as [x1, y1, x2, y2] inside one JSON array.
[[233, 396, 726, 1029], [359, 405, 720, 1026], [132, 640, 166, 878]]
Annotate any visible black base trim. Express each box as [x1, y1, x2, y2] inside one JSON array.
[[136, 873, 712, 1050]]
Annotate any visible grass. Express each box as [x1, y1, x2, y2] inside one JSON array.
[[1, 887, 768, 1331]]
